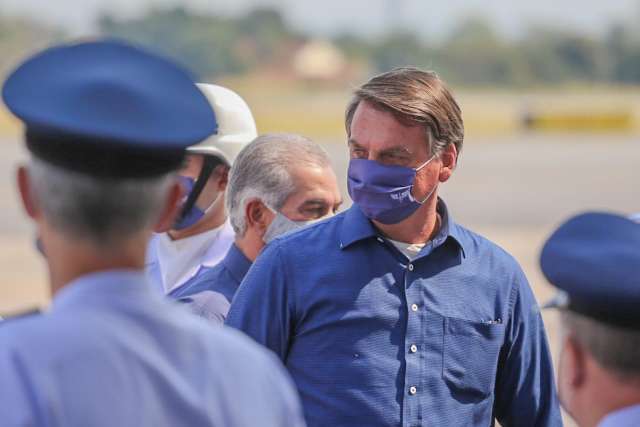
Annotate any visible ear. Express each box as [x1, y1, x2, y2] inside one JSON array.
[[244, 199, 274, 236], [153, 179, 184, 233], [17, 166, 40, 220], [213, 165, 230, 192], [438, 143, 458, 183], [564, 335, 587, 389]]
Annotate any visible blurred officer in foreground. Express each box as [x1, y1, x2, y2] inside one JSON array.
[[226, 67, 562, 426], [0, 39, 304, 427], [541, 212, 640, 427], [146, 83, 257, 295], [170, 133, 342, 323]]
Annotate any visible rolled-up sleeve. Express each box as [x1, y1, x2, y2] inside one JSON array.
[[225, 242, 293, 361], [494, 269, 563, 426]]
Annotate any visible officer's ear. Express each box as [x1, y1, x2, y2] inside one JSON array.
[[438, 143, 457, 183], [245, 199, 274, 236], [17, 165, 40, 220], [154, 178, 184, 233], [563, 335, 587, 390]]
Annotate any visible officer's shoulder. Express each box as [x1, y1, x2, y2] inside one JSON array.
[[0, 308, 41, 325], [0, 308, 44, 348]]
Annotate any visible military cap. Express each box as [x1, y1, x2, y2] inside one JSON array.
[[2, 39, 217, 177], [540, 212, 640, 329]]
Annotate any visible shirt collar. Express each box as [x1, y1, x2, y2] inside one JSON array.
[[222, 243, 253, 284], [339, 198, 466, 257], [51, 269, 156, 312]]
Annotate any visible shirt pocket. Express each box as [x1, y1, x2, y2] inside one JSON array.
[[442, 316, 505, 399]]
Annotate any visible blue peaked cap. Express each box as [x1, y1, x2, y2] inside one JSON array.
[[540, 212, 640, 330], [2, 39, 217, 177]]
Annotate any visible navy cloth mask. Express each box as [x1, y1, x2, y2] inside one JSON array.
[[347, 156, 436, 224], [173, 176, 209, 230]]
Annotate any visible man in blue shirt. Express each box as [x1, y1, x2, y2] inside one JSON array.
[[0, 39, 305, 427], [226, 67, 562, 426], [171, 133, 342, 323], [540, 213, 640, 427]]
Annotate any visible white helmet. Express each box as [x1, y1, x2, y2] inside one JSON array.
[[187, 83, 258, 165]]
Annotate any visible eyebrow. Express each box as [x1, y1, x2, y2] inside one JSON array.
[[348, 139, 412, 157], [347, 138, 363, 149]]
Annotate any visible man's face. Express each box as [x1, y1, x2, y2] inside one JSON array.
[[348, 100, 443, 202], [277, 164, 342, 222], [178, 154, 227, 215]]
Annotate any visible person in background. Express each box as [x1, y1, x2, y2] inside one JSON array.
[[0, 39, 305, 427], [226, 67, 562, 426], [541, 212, 640, 427], [171, 133, 342, 323], [145, 83, 258, 295]]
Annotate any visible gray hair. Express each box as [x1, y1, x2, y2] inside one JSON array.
[[28, 157, 174, 247], [226, 133, 331, 236], [562, 311, 640, 384]]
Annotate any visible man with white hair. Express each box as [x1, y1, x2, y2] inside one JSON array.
[[171, 133, 342, 323], [0, 39, 305, 427], [145, 83, 258, 295]]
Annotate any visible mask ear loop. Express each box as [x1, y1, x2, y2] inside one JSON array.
[[176, 156, 223, 225], [413, 154, 437, 205]]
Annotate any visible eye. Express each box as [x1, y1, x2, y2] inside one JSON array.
[[302, 206, 328, 219], [350, 147, 367, 158]]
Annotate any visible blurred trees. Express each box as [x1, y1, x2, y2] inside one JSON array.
[[2, 7, 640, 86]]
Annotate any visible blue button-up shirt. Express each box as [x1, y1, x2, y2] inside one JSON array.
[[0, 270, 305, 427], [170, 244, 252, 324], [226, 201, 562, 427]]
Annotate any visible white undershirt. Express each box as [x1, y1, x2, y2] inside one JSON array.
[[150, 220, 234, 294], [388, 239, 427, 261]]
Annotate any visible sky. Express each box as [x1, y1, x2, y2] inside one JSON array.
[[2, 0, 639, 41]]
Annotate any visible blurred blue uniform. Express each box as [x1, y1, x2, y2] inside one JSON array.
[[0, 270, 305, 427], [0, 39, 305, 427], [541, 212, 640, 427], [170, 243, 251, 324]]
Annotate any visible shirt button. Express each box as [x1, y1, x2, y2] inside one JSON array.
[[409, 344, 418, 353], [409, 386, 417, 395], [408, 263, 414, 271], [411, 303, 419, 312]]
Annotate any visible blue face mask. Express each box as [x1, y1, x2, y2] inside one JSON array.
[[347, 156, 436, 225], [173, 176, 216, 231]]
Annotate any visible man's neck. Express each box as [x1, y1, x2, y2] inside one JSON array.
[[373, 195, 441, 244], [45, 233, 148, 296], [234, 233, 263, 263]]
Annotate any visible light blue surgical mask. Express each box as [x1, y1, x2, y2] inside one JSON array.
[[263, 211, 314, 244]]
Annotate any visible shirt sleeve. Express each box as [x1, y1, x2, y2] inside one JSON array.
[[493, 268, 564, 427], [225, 242, 294, 361]]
